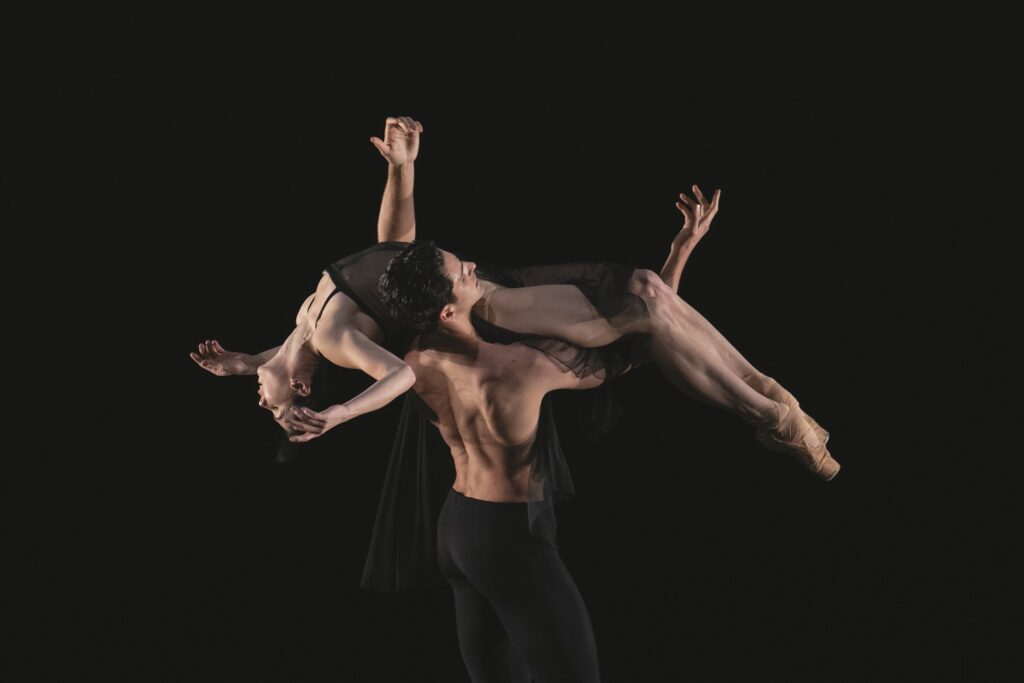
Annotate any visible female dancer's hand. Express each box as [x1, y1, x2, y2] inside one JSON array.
[[674, 185, 721, 245], [190, 339, 254, 376], [284, 404, 353, 443], [370, 116, 424, 167]]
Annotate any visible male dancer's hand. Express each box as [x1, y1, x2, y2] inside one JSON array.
[[674, 185, 721, 246], [190, 339, 254, 376], [370, 116, 424, 166], [283, 404, 353, 443]]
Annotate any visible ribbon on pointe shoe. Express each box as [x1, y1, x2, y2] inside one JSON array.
[[742, 374, 830, 446]]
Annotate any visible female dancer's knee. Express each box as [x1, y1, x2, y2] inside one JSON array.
[[627, 268, 669, 299]]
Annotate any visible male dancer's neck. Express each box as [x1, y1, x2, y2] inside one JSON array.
[[422, 314, 481, 354]]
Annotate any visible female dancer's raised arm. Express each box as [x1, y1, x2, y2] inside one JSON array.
[[661, 186, 720, 291], [371, 116, 421, 243]]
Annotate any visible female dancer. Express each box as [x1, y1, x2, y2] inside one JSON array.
[[191, 116, 836, 480]]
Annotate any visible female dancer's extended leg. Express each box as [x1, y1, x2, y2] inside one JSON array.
[[479, 270, 838, 479]]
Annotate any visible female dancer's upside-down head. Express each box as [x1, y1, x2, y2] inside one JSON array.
[[256, 339, 330, 435]]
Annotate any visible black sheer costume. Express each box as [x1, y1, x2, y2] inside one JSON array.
[[313, 242, 650, 591]]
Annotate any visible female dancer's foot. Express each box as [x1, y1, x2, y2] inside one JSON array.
[[742, 373, 829, 446], [753, 402, 840, 480]]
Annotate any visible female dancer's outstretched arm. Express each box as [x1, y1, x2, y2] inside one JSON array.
[[282, 323, 415, 443]]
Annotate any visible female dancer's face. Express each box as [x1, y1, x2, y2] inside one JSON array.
[[257, 363, 299, 422]]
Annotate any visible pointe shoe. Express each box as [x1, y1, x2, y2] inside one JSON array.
[[754, 402, 841, 481], [742, 374, 829, 446]]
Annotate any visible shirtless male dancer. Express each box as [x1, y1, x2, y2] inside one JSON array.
[[379, 240, 631, 682]]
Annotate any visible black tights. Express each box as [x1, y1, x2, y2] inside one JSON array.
[[437, 488, 601, 683]]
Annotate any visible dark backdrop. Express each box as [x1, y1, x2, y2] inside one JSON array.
[[12, 5, 1000, 682]]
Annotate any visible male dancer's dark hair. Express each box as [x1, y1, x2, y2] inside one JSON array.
[[379, 240, 456, 331]]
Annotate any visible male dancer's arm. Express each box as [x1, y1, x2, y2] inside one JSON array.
[[370, 116, 423, 243], [660, 185, 721, 292]]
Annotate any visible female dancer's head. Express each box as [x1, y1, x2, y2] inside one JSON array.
[[380, 240, 483, 331], [256, 327, 326, 433]]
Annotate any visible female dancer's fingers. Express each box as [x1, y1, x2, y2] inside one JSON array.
[[289, 421, 320, 434], [284, 413, 317, 433], [299, 408, 326, 427], [675, 201, 694, 220], [212, 340, 226, 353], [290, 407, 325, 428], [677, 192, 697, 209], [692, 184, 708, 205], [290, 417, 324, 432], [190, 352, 202, 363]]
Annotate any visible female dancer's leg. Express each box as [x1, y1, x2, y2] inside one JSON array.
[[479, 269, 838, 479]]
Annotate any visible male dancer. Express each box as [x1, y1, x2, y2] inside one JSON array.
[[378, 242, 674, 681]]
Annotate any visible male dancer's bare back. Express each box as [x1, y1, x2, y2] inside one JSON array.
[[406, 328, 602, 502]]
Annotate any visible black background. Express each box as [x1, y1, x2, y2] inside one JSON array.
[[10, 5, 1006, 682]]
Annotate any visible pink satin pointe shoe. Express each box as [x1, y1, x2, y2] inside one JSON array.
[[742, 374, 829, 446], [754, 402, 840, 481]]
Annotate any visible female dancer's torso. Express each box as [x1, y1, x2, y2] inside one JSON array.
[[301, 272, 386, 347]]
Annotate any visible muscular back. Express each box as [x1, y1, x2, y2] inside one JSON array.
[[406, 339, 569, 502]]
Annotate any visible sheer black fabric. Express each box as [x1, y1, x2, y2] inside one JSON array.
[[472, 258, 650, 381], [323, 241, 413, 354]]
